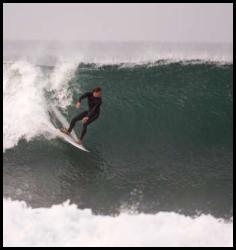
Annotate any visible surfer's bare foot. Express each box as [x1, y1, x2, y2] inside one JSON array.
[[60, 128, 70, 135], [76, 139, 82, 145]]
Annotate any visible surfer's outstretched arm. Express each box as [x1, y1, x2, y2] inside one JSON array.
[[79, 92, 90, 102], [76, 92, 90, 108]]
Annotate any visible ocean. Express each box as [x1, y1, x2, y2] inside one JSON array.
[[3, 41, 233, 247]]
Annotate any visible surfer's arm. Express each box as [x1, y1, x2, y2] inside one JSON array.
[[79, 92, 90, 102], [76, 92, 90, 108]]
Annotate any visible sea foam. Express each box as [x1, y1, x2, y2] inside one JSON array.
[[3, 199, 233, 247]]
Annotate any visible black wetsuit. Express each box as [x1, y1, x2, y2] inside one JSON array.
[[68, 92, 102, 140]]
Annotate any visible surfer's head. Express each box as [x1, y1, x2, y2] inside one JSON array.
[[93, 87, 102, 97]]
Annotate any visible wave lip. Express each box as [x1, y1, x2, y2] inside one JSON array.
[[3, 41, 233, 65], [3, 199, 233, 247]]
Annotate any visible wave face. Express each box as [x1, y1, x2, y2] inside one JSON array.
[[3, 42, 233, 246]]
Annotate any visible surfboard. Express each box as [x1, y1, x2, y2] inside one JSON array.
[[58, 129, 89, 152], [48, 105, 89, 152]]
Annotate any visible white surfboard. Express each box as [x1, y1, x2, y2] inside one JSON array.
[[48, 105, 89, 152], [58, 129, 89, 152]]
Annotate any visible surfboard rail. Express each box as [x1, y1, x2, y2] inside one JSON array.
[[57, 129, 89, 152]]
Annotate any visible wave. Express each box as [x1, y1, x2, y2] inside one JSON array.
[[3, 58, 233, 219], [3, 43, 233, 247], [4, 58, 233, 150], [3, 199, 233, 247]]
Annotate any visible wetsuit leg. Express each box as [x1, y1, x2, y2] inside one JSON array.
[[68, 111, 88, 133], [80, 114, 99, 140]]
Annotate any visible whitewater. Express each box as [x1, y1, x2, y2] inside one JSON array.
[[3, 199, 233, 247]]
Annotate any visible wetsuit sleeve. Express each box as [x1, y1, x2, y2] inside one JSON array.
[[79, 92, 90, 102], [87, 100, 102, 118]]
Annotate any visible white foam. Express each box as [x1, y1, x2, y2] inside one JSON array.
[[3, 60, 78, 152], [47, 60, 78, 109], [3, 199, 232, 247]]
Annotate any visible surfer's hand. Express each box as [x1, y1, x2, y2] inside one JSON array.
[[76, 102, 81, 108], [82, 117, 89, 124]]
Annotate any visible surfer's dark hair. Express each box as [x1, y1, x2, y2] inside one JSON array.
[[93, 87, 102, 92]]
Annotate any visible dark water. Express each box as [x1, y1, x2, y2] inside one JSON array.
[[3, 62, 233, 219]]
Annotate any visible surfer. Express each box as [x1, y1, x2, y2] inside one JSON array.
[[61, 87, 102, 144]]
